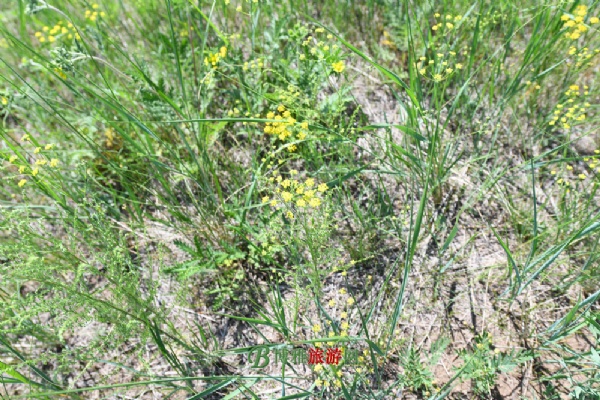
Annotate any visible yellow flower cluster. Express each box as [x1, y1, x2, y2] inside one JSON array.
[[381, 30, 395, 48], [204, 47, 227, 69], [549, 155, 596, 192], [332, 61, 345, 73], [263, 105, 310, 150], [8, 138, 60, 188], [548, 85, 589, 129], [85, 4, 106, 22], [561, 5, 598, 40], [416, 52, 463, 82], [431, 13, 462, 31], [242, 58, 264, 71], [300, 29, 340, 61], [263, 174, 328, 214], [568, 46, 599, 68], [35, 21, 80, 43]]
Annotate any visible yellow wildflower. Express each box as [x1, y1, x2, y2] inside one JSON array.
[[296, 199, 306, 207], [575, 5, 587, 17], [35, 159, 47, 165], [286, 211, 294, 219], [34, 147, 41, 154], [591, 17, 600, 24], [49, 158, 59, 167], [312, 324, 321, 333], [32, 167, 39, 176], [341, 311, 347, 319], [332, 61, 345, 73], [309, 197, 321, 208], [347, 297, 354, 306], [317, 183, 328, 192], [433, 74, 442, 81], [281, 191, 293, 202], [18, 179, 27, 187]]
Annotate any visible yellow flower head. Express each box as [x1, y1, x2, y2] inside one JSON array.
[[281, 191, 293, 202], [49, 158, 59, 167], [318, 183, 328, 192], [309, 197, 321, 208], [32, 167, 39, 176], [332, 61, 345, 73], [312, 324, 321, 333], [575, 5, 588, 17], [9, 155, 18, 163], [18, 179, 27, 187]]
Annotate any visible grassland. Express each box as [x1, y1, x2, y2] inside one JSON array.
[[0, 0, 599, 398]]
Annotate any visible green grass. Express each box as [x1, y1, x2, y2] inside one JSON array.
[[0, 0, 599, 398]]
